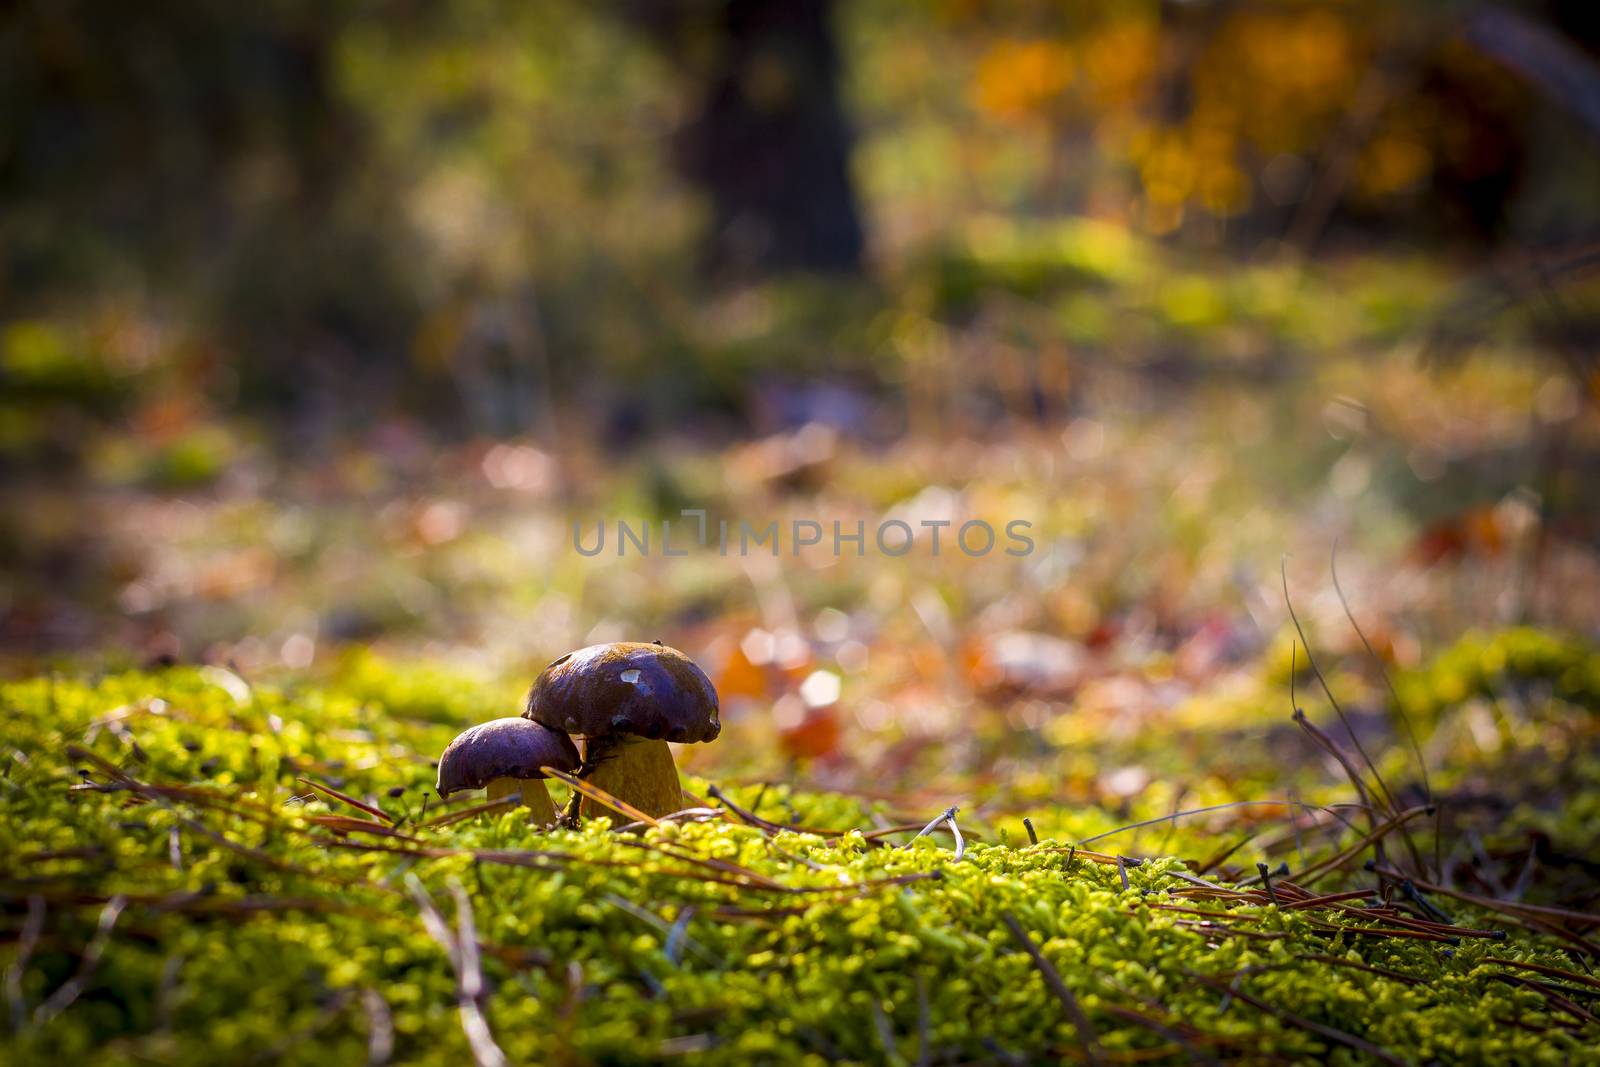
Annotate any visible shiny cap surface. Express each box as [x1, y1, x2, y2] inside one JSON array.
[[524, 642, 720, 743]]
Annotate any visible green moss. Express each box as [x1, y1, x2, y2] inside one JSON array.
[[332, 649, 523, 725], [1, 669, 1594, 1065], [1396, 628, 1600, 723]]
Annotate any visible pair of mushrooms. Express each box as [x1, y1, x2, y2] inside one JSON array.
[[434, 642, 721, 825]]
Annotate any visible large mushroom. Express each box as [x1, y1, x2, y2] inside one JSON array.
[[524, 642, 719, 821], [435, 717, 580, 826]]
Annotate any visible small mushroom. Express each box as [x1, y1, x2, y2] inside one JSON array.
[[524, 642, 719, 821], [435, 717, 580, 826]]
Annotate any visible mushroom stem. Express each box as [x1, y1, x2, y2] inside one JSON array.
[[580, 736, 683, 821], [486, 777, 557, 825]]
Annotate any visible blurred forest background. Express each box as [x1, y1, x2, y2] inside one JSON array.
[[3, 0, 1599, 797]]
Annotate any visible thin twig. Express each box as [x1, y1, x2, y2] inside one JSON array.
[[1294, 805, 1435, 889], [1330, 541, 1432, 879], [363, 987, 395, 1066], [34, 895, 127, 1025], [1401, 879, 1454, 925], [868, 999, 900, 1063], [296, 776, 392, 824], [704, 784, 787, 834], [908, 806, 958, 843], [448, 881, 508, 1067], [1291, 710, 1381, 832], [664, 907, 695, 966], [1282, 559, 1399, 820], [422, 795, 518, 829], [1293, 953, 1423, 985], [1370, 865, 1600, 929], [1165, 870, 1232, 893], [5, 895, 45, 1028], [1487, 974, 1599, 1027], [1329, 542, 1431, 802], [1484, 956, 1600, 991], [1257, 863, 1279, 905], [1000, 912, 1101, 1066], [603, 894, 721, 966], [407, 876, 508, 1067], [1076, 799, 1343, 849], [1101, 1004, 1224, 1066], [904, 806, 964, 861], [543, 766, 658, 827], [1186, 970, 1409, 1066]]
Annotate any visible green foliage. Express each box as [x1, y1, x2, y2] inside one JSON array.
[[1, 322, 122, 402], [1395, 627, 1600, 723], [332, 648, 522, 725], [2, 669, 1595, 1064], [931, 217, 1152, 313]]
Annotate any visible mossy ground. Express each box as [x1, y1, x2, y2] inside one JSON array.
[[3, 666, 1598, 1065]]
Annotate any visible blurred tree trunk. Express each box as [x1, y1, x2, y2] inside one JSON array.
[[635, 0, 865, 278]]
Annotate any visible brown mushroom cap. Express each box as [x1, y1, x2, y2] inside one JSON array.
[[523, 642, 720, 744], [435, 718, 580, 797]]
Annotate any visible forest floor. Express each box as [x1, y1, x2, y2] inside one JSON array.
[[2, 654, 1597, 1065], [3, 239, 1600, 1062]]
